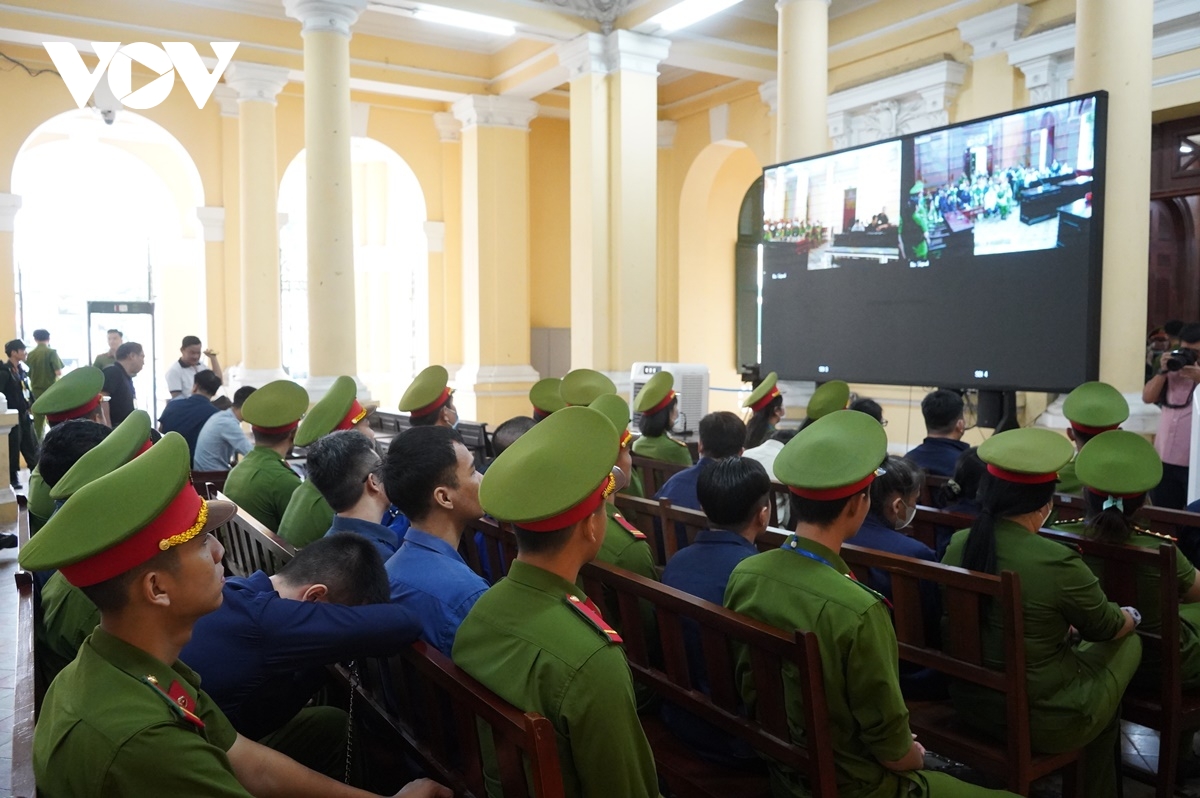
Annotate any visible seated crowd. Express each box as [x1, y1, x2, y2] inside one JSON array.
[[17, 358, 1200, 798]]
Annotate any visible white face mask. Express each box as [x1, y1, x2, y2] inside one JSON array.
[[895, 498, 917, 530]]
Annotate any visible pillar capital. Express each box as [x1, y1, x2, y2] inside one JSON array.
[[223, 62, 291, 105], [657, 120, 677, 149], [758, 79, 778, 115], [211, 84, 240, 117], [557, 33, 608, 79], [424, 221, 446, 252], [604, 30, 670, 76], [0, 194, 21, 233], [282, 0, 367, 36], [451, 95, 538, 132], [196, 207, 226, 242], [957, 3, 1032, 60], [432, 111, 462, 142], [774, 0, 830, 7]]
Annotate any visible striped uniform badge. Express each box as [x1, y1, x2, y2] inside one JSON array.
[[565, 594, 623, 644]]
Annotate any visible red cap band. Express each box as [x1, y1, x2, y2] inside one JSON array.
[[532, 406, 551, 421], [787, 471, 877, 501], [1086, 486, 1145, 500], [252, 420, 300, 436], [47, 394, 103, 424], [986, 463, 1058, 484], [645, 390, 676, 416], [136, 438, 154, 456], [337, 399, 368, 431], [1069, 421, 1120, 435], [516, 473, 617, 533], [619, 429, 632, 449], [749, 385, 782, 413], [410, 387, 452, 418], [60, 484, 206, 588]]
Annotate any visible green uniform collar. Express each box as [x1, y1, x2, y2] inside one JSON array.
[[87, 626, 203, 706], [505, 560, 587, 603], [787, 535, 850, 575]]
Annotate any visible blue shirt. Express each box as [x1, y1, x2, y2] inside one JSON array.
[[158, 394, 219, 461], [654, 457, 716, 551], [193, 408, 253, 471], [325, 515, 400, 560], [903, 437, 970, 478], [180, 570, 422, 740], [385, 528, 489, 657], [381, 505, 412, 544]]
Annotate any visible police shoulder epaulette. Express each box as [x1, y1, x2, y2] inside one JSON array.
[[564, 594, 623, 644], [672, 437, 687, 447], [141, 675, 206, 729], [1133, 524, 1176, 542], [613, 512, 646, 540]]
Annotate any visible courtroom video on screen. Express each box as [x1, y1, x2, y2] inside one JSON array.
[[762, 141, 902, 271], [907, 95, 1098, 259]]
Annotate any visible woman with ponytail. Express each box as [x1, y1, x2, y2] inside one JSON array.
[[942, 428, 1142, 798], [631, 371, 692, 468], [742, 372, 784, 450]]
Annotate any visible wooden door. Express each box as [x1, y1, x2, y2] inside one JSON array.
[[1147, 198, 1197, 326]]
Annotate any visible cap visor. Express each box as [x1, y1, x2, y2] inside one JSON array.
[[202, 500, 238, 534]]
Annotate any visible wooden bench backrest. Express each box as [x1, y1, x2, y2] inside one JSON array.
[[1136, 505, 1200, 540], [383, 642, 565, 798], [462, 515, 518, 584], [191, 470, 229, 499], [631, 455, 688, 497], [212, 492, 296, 577], [578, 560, 839, 798], [12, 496, 36, 798]]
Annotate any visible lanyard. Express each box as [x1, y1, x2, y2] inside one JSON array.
[[782, 535, 892, 610]]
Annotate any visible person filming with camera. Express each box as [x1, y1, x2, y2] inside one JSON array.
[[1143, 322, 1200, 508]]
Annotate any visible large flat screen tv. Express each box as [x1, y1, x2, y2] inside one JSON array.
[[759, 92, 1106, 392]]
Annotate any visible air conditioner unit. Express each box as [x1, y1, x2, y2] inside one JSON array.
[[629, 362, 710, 435]]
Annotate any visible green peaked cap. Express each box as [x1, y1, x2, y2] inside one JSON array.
[[774, 409, 887, 497], [27, 470, 55, 520], [1062, 381, 1129, 432], [807, 380, 850, 420], [50, 409, 152, 501], [399, 365, 451, 415], [20, 433, 236, 581], [743, 372, 780, 410], [589, 394, 631, 446], [634, 371, 675, 414], [529, 378, 566, 417], [480, 406, 618, 527], [978, 427, 1073, 479], [560, 369, 616, 406], [241, 380, 309, 430], [1075, 430, 1162, 496], [31, 366, 104, 421], [296, 376, 367, 446]]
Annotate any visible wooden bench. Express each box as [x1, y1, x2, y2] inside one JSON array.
[[836, 543, 1085, 797], [578, 559, 838, 798], [1037, 526, 1200, 798], [460, 515, 517, 585], [373, 410, 492, 469], [211, 492, 296, 577], [191, 469, 229, 499], [12, 495, 36, 798], [631, 455, 688, 497]]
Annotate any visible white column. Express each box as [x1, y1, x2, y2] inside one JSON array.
[[776, 0, 830, 161]]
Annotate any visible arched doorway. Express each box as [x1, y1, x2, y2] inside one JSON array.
[[278, 138, 429, 408], [11, 109, 206, 415]]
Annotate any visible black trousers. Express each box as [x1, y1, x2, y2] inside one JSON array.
[[8, 413, 37, 484], [1151, 462, 1190, 510]]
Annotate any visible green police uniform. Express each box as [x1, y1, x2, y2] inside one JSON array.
[[630, 432, 692, 467], [223, 380, 308, 531], [941, 427, 1141, 798], [454, 406, 660, 798], [279, 376, 369, 547], [726, 411, 1013, 798], [631, 371, 692, 467], [1058, 382, 1129, 497], [27, 341, 64, 439], [27, 468, 52, 532]]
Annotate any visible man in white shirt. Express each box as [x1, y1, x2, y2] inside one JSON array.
[[166, 335, 223, 398], [194, 385, 255, 471]]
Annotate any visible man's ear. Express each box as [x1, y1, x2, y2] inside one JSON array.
[[433, 485, 453, 510], [1066, 427, 1077, 444], [300, 584, 328, 603], [143, 569, 172, 608], [755, 502, 771, 530]]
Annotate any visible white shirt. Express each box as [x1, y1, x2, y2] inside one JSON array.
[[165, 359, 201, 396], [742, 439, 790, 528]]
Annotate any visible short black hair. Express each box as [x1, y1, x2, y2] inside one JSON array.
[[869, 456, 924, 516], [789, 489, 867, 528], [698, 411, 745, 459], [306, 430, 381, 513], [232, 386, 256, 408], [921, 390, 964, 435], [38, 420, 112, 486], [106, 328, 122, 336], [252, 428, 294, 447], [384, 426, 463, 522], [116, 342, 143, 360], [276, 532, 389, 605], [181, 335, 201, 348], [193, 369, 222, 396], [32, 329, 49, 342], [513, 525, 575, 555], [492, 416, 536, 457], [82, 547, 180, 614], [1165, 320, 1184, 337], [5, 339, 25, 356], [1180, 323, 1200, 345], [849, 398, 883, 424], [637, 395, 677, 437], [697, 457, 770, 530]]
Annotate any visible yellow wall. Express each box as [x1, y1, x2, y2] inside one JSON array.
[[528, 117, 571, 329]]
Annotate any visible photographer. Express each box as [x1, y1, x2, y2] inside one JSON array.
[[1142, 322, 1200, 508]]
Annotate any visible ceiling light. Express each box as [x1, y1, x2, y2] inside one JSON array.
[[647, 0, 743, 32], [370, 2, 516, 36]]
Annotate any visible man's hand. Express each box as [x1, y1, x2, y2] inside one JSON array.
[[394, 780, 452, 798], [204, 349, 219, 359], [1180, 364, 1200, 384]]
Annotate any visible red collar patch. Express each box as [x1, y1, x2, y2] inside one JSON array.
[[565, 594, 623, 644]]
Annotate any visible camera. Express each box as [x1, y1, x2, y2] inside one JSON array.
[[1165, 348, 1199, 371]]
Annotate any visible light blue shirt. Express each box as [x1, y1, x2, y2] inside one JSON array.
[[385, 528, 489, 657], [325, 515, 400, 561], [193, 408, 253, 471]]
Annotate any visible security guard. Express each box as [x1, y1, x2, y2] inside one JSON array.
[[27, 366, 108, 528], [725, 410, 1016, 798], [278, 376, 372, 548], [742, 371, 783, 450], [399, 365, 456, 427], [800, 379, 849, 429], [223, 380, 308, 531], [452, 406, 660, 798], [1057, 381, 1129, 495], [21, 433, 448, 798], [631, 371, 692, 467], [529, 377, 566, 421], [943, 427, 1141, 798]]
